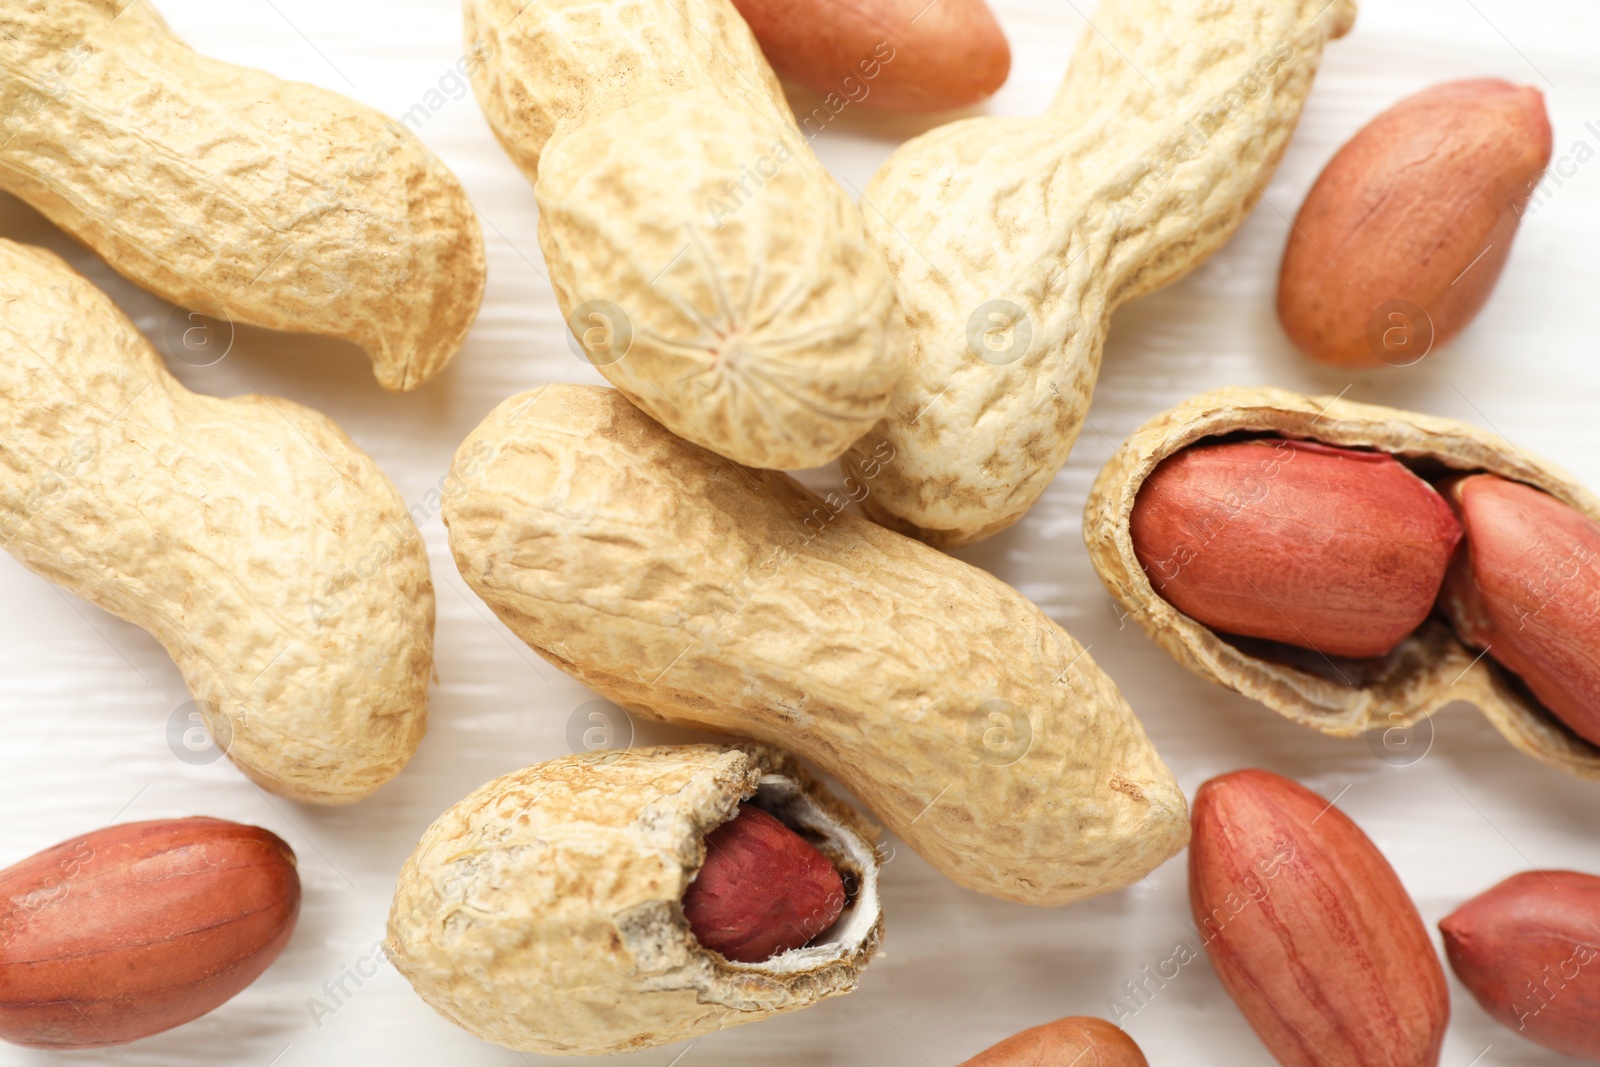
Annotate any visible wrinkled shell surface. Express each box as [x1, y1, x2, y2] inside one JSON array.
[[1084, 386, 1600, 779], [844, 0, 1355, 545], [0, 240, 433, 802], [386, 743, 884, 1056], [465, 0, 906, 469], [0, 0, 485, 390], [443, 384, 1188, 905]]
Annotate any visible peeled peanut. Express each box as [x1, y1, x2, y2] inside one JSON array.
[[0, 239, 433, 803], [387, 743, 883, 1055], [683, 803, 846, 963], [730, 0, 1010, 112], [0, 0, 484, 389], [1130, 438, 1462, 659], [1441, 870, 1600, 1062], [959, 1016, 1147, 1066], [1439, 474, 1600, 746], [0, 818, 299, 1049], [442, 384, 1187, 905], [1190, 769, 1449, 1067], [1279, 79, 1552, 368]]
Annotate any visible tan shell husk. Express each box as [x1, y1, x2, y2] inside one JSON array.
[[464, 0, 906, 470], [0, 239, 433, 802], [843, 0, 1356, 546], [0, 0, 485, 390], [443, 384, 1189, 905], [1084, 386, 1600, 778], [385, 743, 884, 1056]]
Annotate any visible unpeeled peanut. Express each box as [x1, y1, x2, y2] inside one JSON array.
[[0, 818, 299, 1049], [386, 744, 884, 1055], [1279, 79, 1551, 368], [465, 0, 906, 469], [1441, 870, 1600, 1062], [958, 1016, 1147, 1066], [729, 0, 1010, 112], [1190, 769, 1449, 1067], [443, 384, 1187, 906], [1439, 474, 1600, 746], [0, 239, 433, 803], [1130, 438, 1462, 658], [840, 0, 1355, 545], [682, 803, 846, 963], [0, 0, 485, 389]]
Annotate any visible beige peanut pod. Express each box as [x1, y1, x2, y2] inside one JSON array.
[[386, 743, 884, 1056], [0, 239, 432, 802], [1083, 386, 1600, 779], [0, 0, 484, 390], [443, 383, 1187, 904], [843, 0, 1356, 546], [464, 0, 906, 470]]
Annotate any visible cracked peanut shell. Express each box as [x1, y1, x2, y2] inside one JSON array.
[[443, 383, 1188, 905], [0, 0, 484, 390], [385, 743, 883, 1056], [0, 239, 432, 802], [1084, 386, 1600, 779]]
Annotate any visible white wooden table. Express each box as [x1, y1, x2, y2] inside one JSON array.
[[1, 0, 1597, 1063]]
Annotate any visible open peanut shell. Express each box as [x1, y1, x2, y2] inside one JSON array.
[[385, 742, 883, 1055], [1084, 386, 1600, 779]]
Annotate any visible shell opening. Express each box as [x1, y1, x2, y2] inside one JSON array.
[[698, 773, 881, 974]]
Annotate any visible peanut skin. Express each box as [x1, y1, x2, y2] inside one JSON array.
[[1278, 79, 1551, 368], [730, 0, 1010, 112], [683, 804, 845, 963], [0, 818, 299, 1049], [1441, 870, 1600, 1062], [1439, 474, 1600, 746], [1130, 438, 1462, 658], [1190, 770, 1449, 1067], [958, 1016, 1148, 1066]]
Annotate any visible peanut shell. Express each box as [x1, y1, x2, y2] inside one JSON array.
[[0, 0, 484, 390], [443, 384, 1188, 905], [0, 239, 433, 802], [465, 0, 906, 469], [1085, 386, 1600, 779], [385, 743, 883, 1056], [843, 0, 1356, 546]]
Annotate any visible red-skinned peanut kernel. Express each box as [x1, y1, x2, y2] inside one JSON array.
[[683, 804, 845, 963], [958, 1015, 1148, 1066], [1441, 870, 1600, 1062], [1190, 770, 1449, 1067], [1438, 473, 1600, 746], [0, 817, 299, 1049], [1278, 78, 1551, 368], [1131, 438, 1462, 658]]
